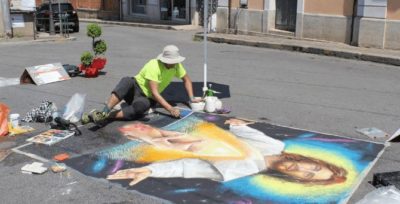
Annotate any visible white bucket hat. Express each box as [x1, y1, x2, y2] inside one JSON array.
[[157, 45, 185, 64]]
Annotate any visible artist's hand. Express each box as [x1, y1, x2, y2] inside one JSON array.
[[107, 167, 151, 186], [190, 97, 203, 103], [168, 108, 181, 118]]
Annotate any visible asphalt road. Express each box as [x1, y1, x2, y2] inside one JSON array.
[[1, 22, 400, 203]]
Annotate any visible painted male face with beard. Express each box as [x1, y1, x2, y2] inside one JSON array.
[[267, 153, 347, 185]]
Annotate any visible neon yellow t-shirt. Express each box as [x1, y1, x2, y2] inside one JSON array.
[[134, 59, 187, 98]]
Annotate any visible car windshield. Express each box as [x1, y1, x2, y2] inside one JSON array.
[[51, 4, 74, 12]]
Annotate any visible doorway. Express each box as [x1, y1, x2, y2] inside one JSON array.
[[160, 0, 188, 22], [275, 0, 297, 32]]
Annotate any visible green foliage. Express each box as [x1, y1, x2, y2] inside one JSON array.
[[83, 23, 107, 63], [94, 40, 107, 56], [86, 23, 102, 39], [80, 51, 93, 66]]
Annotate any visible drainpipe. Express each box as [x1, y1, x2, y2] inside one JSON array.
[[228, 0, 231, 33], [119, 0, 123, 21], [350, 0, 358, 45], [234, 7, 242, 35], [189, 0, 191, 24]]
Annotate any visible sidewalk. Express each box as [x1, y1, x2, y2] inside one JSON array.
[[194, 32, 400, 66], [80, 18, 202, 31], [82, 17, 400, 66], [0, 32, 76, 44], [4, 17, 399, 66]]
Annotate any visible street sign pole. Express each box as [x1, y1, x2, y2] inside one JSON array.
[[58, 0, 63, 35], [203, 0, 208, 94], [49, 0, 55, 35]]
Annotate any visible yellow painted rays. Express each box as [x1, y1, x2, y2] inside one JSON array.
[[134, 122, 254, 163]]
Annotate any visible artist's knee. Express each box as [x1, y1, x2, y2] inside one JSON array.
[[120, 77, 132, 84], [132, 99, 150, 115]]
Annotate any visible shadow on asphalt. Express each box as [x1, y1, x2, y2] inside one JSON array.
[[162, 81, 231, 102]]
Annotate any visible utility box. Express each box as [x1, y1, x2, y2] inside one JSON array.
[[9, 0, 36, 38], [10, 11, 35, 37]]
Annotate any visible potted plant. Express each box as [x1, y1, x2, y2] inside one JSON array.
[[87, 23, 107, 70], [80, 51, 93, 70], [92, 39, 107, 70], [80, 51, 98, 77]]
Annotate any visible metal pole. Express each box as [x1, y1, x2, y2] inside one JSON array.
[[58, 0, 62, 36], [228, 0, 231, 33], [120, 0, 123, 21], [49, 0, 55, 35], [1, 0, 12, 38], [202, 0, 208, 93], [350, 0, 358, 45], [33, 12, 36, 40]]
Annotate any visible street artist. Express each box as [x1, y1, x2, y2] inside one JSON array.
[[82, 45, 202, 125]]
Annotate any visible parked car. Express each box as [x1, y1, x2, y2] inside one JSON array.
[[35, 2, 79, 33]]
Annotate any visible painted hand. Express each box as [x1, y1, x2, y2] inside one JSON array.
[[224, 118, 254, 126], [159, 129, 184, 137], [106, 167, 151, 186]]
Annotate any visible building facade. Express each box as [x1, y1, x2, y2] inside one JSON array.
[[216, 0, 400, 50], [34, 0, 121, 20], [35, 0, 206, 25], [0, 0, 36, 38], [120, 0, 200, 25]]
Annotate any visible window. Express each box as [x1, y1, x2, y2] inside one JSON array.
[[172, 0, 186, 19], [131, 0, 146, 14], [51, 3, 74, 12]]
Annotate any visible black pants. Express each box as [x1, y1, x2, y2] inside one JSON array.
[[112, 77, 155, 120]]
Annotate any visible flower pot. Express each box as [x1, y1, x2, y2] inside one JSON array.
[[92, 57, 107, 70], [78, 64, 88, 71], [85, 66, 99, 78]]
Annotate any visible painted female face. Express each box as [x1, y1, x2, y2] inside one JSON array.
[[275, 160, 334, 182], [119, 123, 162, 140]]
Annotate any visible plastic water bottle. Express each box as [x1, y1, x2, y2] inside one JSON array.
[[50, 103, 59, 119], [215, 99, 222, 110], [205, 84, 214, 96], [205, 96, 217, 113]]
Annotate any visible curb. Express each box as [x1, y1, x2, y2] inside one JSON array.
[[35, 36, 77, 43], [80, 19, 174, 30], [0, 36, 76, 45], [194, 34, 400, 66]]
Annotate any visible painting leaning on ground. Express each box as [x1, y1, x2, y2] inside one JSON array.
[[67, 112, 385, 204]]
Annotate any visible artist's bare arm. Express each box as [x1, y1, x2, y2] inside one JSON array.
[[149, 80, 180, 118], [182, 75, 202, 103]]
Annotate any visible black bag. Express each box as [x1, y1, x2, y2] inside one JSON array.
[[63, 64, 81, 77], [50, 117, 82, 136]]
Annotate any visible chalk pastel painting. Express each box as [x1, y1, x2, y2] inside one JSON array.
[[66, 112, 385, 204]]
